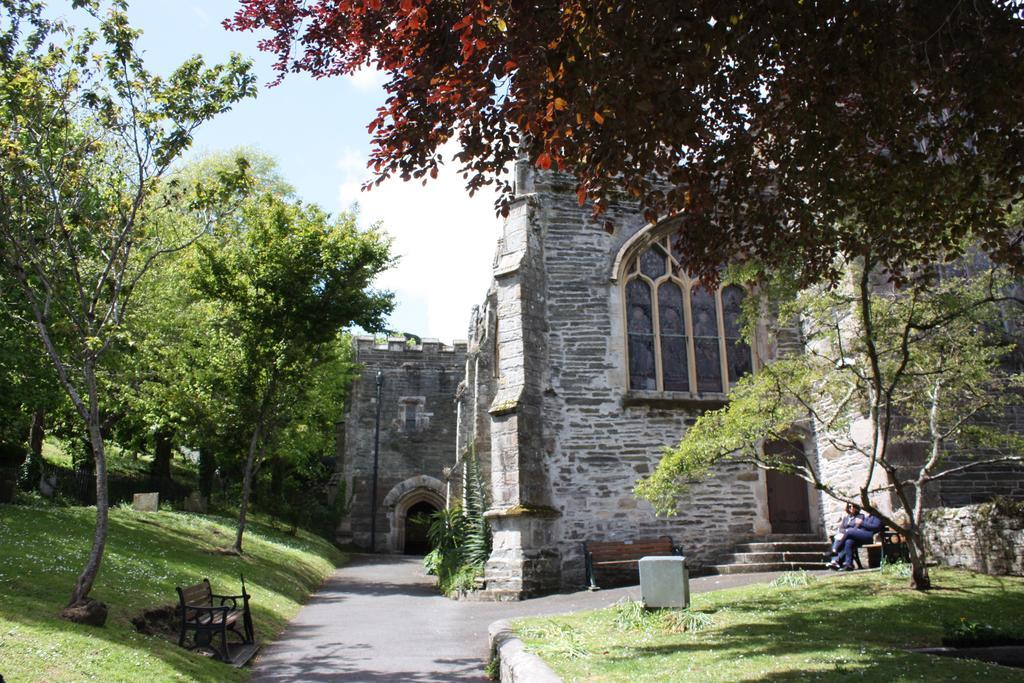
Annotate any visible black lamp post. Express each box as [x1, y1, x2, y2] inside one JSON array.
[[370, 370, 383, 552]]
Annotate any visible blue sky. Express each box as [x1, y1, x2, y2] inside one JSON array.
[[54, 1, 501, 342]]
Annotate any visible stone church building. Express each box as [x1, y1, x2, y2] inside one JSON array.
[[339, 161, 1024, 598], [336, 336, 466, 554]]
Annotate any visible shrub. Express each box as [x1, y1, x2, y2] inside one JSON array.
[[661, 608, 715, 633], [881, 559, 913, 579], [418, 448, 492, 596], [942, 618, 1024, 648]]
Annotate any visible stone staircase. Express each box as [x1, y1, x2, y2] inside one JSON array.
[[707, 533, 831, 575]]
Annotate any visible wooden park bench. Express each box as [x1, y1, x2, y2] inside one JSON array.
[[176, 576, 257, 666], [862, 528, 909, 568], [584, 536, 682, 590]]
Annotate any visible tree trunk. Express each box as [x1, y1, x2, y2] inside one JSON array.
[[19, 409, 45, 491], [270, 456, 284, 498], [29, 409, 44, 459], [198, 447, 215, 500], [904, 530, 931, 591], [68, 368, 109, 609], [234, 373, 278, 554], [233, 422, 262, 554], [151, 428, 174, 481]]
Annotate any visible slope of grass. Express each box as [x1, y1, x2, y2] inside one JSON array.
[[41, 436, 199, 487], [0, 501, 344, 682], [515, 568, 1024, 682]]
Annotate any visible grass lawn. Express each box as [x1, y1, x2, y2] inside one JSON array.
[[41, 437, 199, 487], [515, 568, 1024, 682], [0, 501, 344, 682]]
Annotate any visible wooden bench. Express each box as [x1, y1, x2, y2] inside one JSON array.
[[862, 529, 909, 568], [583, 536, 681, 590], [176, 576, 255, 664]]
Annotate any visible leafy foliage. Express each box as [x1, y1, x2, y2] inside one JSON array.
[[942, 617, 1024, 648], [0, 0, 254, 607], [420, 448, 492, 595], [461, 445, 491, 566], [636, 256, 1024, 590], [229, 0, 1024, 284], [188, 186, 393, 553]]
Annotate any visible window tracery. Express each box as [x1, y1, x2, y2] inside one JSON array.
[[623, 235, 754, 394]]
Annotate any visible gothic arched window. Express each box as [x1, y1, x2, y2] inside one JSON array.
[[623, 236, 754, 394]]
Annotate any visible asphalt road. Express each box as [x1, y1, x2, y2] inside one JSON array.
[[248, 554, 798, 682]]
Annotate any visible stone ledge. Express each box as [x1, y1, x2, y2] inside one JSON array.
[[488, 619, 562, 683], [623, 390, 728, 410], [489, 384, 524, 415], [484, 504, 562, 520]]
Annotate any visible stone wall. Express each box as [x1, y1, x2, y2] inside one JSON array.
[[923, 503, 1024, 576], [465, 164, 823, 597], [462, 162, 1024, 597], [338, 335, 466, 552]]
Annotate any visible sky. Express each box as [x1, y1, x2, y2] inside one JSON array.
[[53, 1, 502, 342]]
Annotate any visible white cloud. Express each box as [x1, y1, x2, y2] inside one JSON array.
[[346, 65, 388, 92], [338, 142, 501, 342]]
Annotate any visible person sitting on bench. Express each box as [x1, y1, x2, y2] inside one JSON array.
[[838, 510, 884, 571], [826, 503, 863, 570]]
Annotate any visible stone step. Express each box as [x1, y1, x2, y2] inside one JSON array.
[[725, 551, 828, 564], [707, 561, 828, 575], [759, 534, 826, 542], [734, 541, 831, 553]]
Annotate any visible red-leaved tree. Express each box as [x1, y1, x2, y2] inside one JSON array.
[[228, 0, 1024, 283]]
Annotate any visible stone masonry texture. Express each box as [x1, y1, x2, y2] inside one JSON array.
[[340, 163, 1024, 595], [339, 336, 466, 553], [924, 504, 1024, 576]]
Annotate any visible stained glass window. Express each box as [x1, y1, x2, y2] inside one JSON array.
[[691, 286, 723, 392], [626, 278, 656, 390], [640, 244, 667, 279], [658, 282, 688, 391], [623, 235, 754, 395], [722, 285, 752, 386]]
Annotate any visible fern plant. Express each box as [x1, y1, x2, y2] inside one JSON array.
[[461, 446, 492, 566], [418, 446, 492, 595]]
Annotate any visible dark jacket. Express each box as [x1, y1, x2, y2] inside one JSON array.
[[860, 514, 884, 534], [835, 512, 863, 534]]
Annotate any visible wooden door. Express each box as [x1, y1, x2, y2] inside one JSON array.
[[764, 440, 811, 534]]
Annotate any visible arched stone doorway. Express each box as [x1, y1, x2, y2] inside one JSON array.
[[403, 500, 438, 555], [382, 475, 446, 553]]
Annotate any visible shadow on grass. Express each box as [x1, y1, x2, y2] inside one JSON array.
[[0, 503, 343, 682], [536, 571, 1024, 682]]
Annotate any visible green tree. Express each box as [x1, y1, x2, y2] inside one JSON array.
[[109, 149, 293, 490], [0, 269, 62, 491], [0, 0, 255, 612], [635, 257, 1024, 590], [191, 193, 392, 553]]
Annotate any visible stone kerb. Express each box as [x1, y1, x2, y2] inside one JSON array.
[[488, 619, 562, 683]]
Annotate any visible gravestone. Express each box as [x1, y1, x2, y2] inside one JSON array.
[[183, 492, 207, 513], [640, 555, 689, 609], [133, 492, 159, 512]]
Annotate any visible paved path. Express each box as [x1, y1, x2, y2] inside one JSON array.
[[250, 554, 801, 682]]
